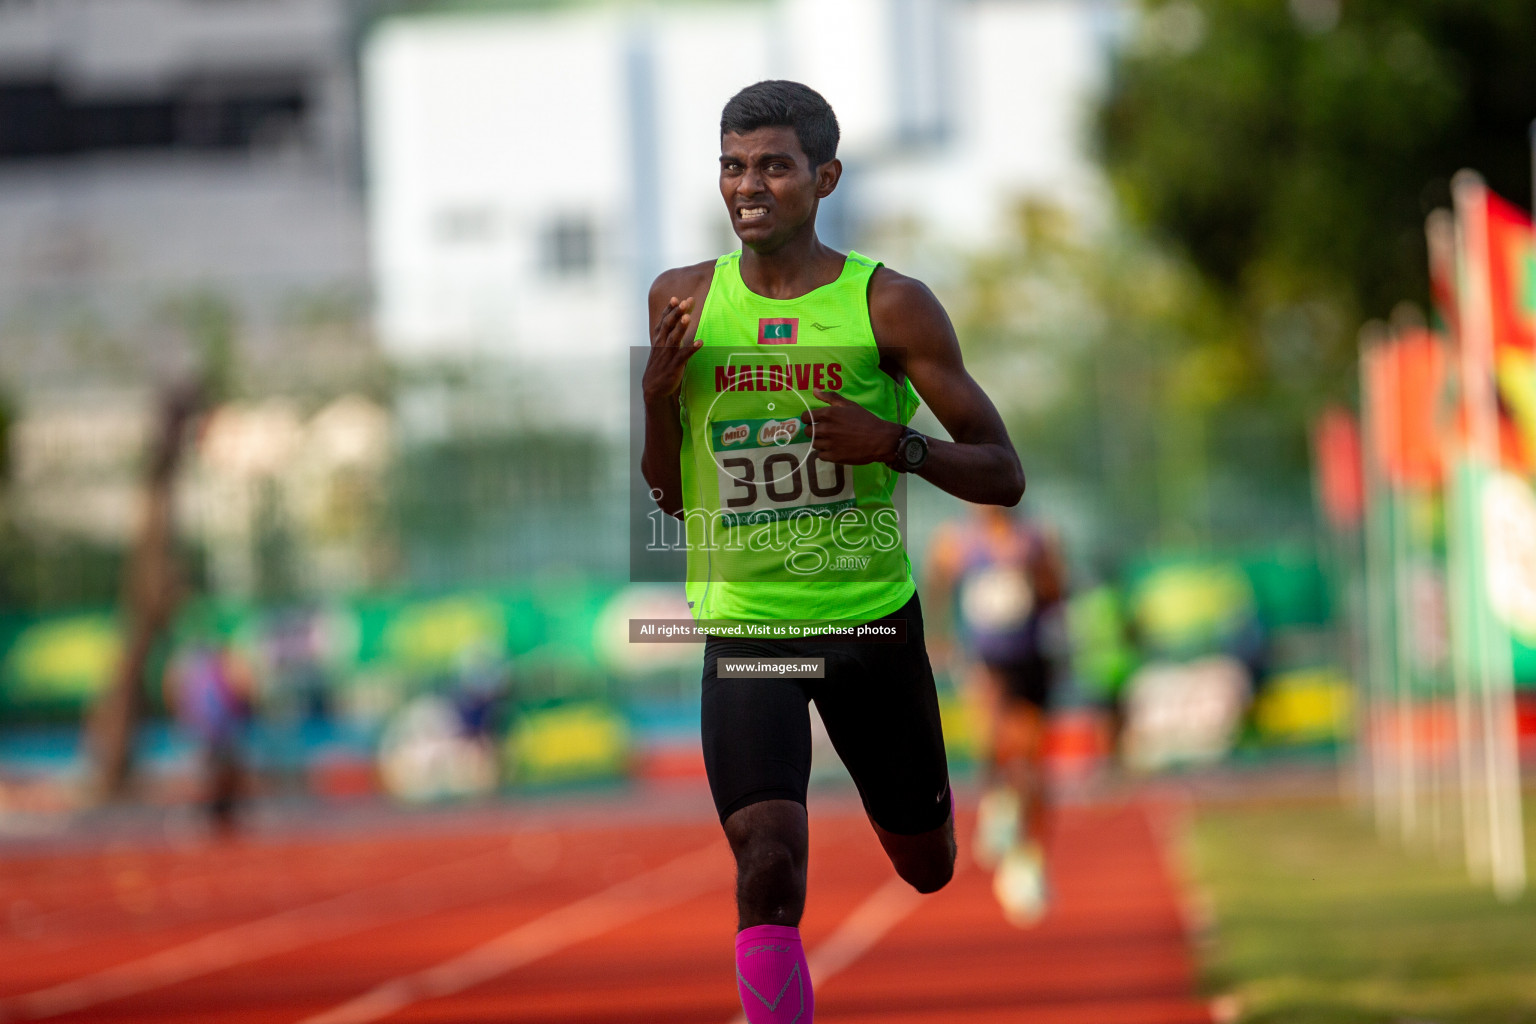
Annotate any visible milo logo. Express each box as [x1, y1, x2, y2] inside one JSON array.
[[721, 423, 751, 446], [758, 419, 801, 446]]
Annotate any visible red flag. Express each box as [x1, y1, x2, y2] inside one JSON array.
[[1487, 192, 1536, 352], [1485, 192, 1536, 472], [1314, 406, 1364, 528], [1365, 330, 1449, 490], [1452, 180, 1536, 475]]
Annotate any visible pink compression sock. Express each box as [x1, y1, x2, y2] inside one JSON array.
[[735, 924, 813, 1023]]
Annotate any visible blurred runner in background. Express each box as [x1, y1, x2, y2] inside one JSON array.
[[166, 621, 255, 836], [927, 503, 1067, 925]]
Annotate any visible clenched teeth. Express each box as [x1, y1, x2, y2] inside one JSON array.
[[739, 207, 767, 220]]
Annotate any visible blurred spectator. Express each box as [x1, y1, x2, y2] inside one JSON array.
[[449, 651, 512, 746], [165, 622, 255, 835], [261, 609, 333, 791], [266, 610, 331, 724], [1065, 574, 1139, 753], [1120, 561, 1265, 771], [376, 649, 511, 804]]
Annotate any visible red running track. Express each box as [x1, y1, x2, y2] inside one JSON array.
[[0, 795, 1212, 1024]]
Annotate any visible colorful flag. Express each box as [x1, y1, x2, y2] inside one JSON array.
[[1314, 407, 1364, 530], [1363, 330, 1449, 490], [1485, 193, 1536, 472], [756, 317, 798, 345], [1449, 170, 1527, 899]]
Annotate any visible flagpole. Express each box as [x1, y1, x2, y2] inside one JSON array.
[[1429, 207, 1489, 879], [1384, 329, 1423, 843], [1360, 327, 1398, 834], [1452, 169, 1527, 899], [1442, 432, 1489, 878]]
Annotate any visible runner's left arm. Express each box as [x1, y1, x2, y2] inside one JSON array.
[[804, 270, 1021, 505]]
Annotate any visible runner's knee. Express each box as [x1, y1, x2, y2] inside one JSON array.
[[736, 835, 804, 891], [725, 801, 809, 925], [879, 822, 956, 894], [897, 842, 955, 894], [733, 834, 807, 924]]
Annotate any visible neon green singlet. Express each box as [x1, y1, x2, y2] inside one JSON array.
[[677, 250, 919, 625]]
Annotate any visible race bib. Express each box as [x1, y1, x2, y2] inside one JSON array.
[[710, 416, 856, 528], [960, 566, 1036, 632]]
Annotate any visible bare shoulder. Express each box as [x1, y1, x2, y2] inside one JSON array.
[[649, 260, 715, 312], [871, 264, 949, 312], [867, 265, 956, 351], [647, 259, 716, 345]]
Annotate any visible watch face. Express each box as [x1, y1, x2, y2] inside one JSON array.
[[903, 436, 925, 466]]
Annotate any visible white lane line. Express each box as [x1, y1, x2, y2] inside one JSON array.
[[299, 842, 728, 1024], [724, 873, 933, 1024], [0, 839, 563, 1022], [805, 876, 925, 979]]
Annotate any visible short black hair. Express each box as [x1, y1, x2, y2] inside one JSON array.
[[720, 80, 839, 168]]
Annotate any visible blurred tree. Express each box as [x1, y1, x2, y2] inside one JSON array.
[[0, 380, 148, 614], [88, 381, 204, 802], [950, 203, 1315, 561], [1097, 0, 1536, 401], [0, 385, 11, 485], [391, 430, 618, 587], [0, 384, 17, 610], [162, 290, 238, 403]]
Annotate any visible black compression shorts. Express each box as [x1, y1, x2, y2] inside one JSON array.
[[985, 654, 1056, 711], [700, 592, 952, 836]]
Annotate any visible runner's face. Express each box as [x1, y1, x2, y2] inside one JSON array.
[[719, 126, 836, 252]]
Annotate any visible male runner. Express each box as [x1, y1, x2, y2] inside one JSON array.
[[641, 80, 1024, 1024], [926, 503, 1068, 925]]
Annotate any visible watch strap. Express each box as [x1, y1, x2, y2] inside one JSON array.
[[892, 427, 928, 473]]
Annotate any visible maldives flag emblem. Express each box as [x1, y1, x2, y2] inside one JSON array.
[[758, 317, 798, 345]]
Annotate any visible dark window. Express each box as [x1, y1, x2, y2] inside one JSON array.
[[0, 83, 72, 156], [0, 78, 308, 160]]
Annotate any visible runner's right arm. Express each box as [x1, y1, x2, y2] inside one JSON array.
[[641, 265, 711, 518]]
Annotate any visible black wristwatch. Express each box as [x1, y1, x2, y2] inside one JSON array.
[[891, 427, 929, 473]]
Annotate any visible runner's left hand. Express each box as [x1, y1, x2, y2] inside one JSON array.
[[800, 390, 904, 465]]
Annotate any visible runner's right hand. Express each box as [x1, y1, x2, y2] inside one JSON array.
[[643, 296, 701, 402]]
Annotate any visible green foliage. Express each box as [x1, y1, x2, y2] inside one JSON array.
[[1098, 0, 1536, 398], [389, 431, 622, 588], [0, 536, 128, 614], [950, 203, 1314, 558], [159, 289, 239, 404], [0, 383, 12, 484], [0, 378, 134, 614]]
